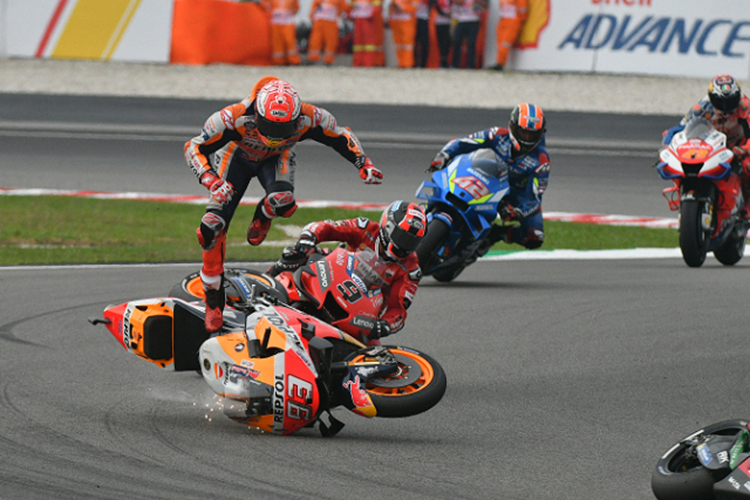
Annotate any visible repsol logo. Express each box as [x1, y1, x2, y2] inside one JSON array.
[[274, 374, 284, 424], [559, 15, 750, 57]]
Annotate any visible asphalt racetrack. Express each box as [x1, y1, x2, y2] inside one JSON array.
[[2, 95, 749, 500]]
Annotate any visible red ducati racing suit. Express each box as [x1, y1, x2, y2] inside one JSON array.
[[302, 217, 422, 334]]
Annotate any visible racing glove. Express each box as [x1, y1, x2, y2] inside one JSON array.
[[428, 151, 450, 172], [369, 319, 391, 340], [295, 229, 317, 256], [499, 204, 524, 222], [268, 244, 309, 276], [357, 157, 383, 185], [200, 172, 235, 205]]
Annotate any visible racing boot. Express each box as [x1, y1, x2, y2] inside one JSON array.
[[466, 225, 511, 264], [247, 217, 272, 246], [203, 279, 225, 334]]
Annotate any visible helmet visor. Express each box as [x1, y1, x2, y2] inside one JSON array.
[[256, 115, 298, 141], [389, 227, 422, 256], [511, 122, 543, 146]]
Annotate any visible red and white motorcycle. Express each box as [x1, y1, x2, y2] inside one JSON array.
[[657, 118, 747, 267]]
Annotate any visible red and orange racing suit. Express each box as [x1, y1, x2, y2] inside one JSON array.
[[302, 217, 422, 334], [184, 76, 369, 290]]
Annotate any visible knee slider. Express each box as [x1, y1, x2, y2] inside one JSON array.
[[265, 190, 297, 218], [522, 229, 544, 250], [198, 212, 226, 250]]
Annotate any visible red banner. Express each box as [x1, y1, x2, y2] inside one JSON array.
[[171, 0, 272, 65]]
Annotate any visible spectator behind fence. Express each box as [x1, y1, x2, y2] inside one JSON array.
[[450, 0, 485, 69], [261, 0, 302, 65], [351, 0, 385, 66], [491, 0, 526, 70], [388, 0, 419, 68], [307, 0, 350, 65]]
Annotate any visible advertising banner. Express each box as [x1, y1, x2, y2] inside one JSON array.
[[1, 0, 173, 62], [508, 0, 750, 79]]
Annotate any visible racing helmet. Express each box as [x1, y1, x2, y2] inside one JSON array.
[[379, 201, 427, 261], [254, 80, 302, 148], [508, 103, 546, 155], [708, 74, 741, 113]]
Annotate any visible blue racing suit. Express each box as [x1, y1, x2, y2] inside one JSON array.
[[437, 126, 551, 248]]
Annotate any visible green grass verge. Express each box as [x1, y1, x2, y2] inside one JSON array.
[[0, 195, 678, 265]]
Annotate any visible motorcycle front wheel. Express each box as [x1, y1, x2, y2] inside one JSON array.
[[416, 217, 451, 274], [347, 346, 447, 418], [679, 198, 711, 267], [651, 419, 748, 500]]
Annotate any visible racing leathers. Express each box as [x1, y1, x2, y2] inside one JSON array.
[[299, 217, 422, 336], [662, 94, 750, 215], [435, 127, 550, 249], [184, 76, 377, 330]]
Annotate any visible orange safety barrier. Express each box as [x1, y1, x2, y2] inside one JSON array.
[[171, 0, 273, 66]]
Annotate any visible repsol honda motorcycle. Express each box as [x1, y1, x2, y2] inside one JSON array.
[[656, 118, 747, 267], [415, 149, 510, 282], [652, 419, 750, 500], [89, 247, 446, 436]]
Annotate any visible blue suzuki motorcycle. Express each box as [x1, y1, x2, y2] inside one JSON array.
[[415, 149, 510, 282]]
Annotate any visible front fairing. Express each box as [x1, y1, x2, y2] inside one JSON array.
[[295, 247, 386, 338], [199, 304, 323, 435], [657, 119, 734, 181], [416, 150, 510, 240]]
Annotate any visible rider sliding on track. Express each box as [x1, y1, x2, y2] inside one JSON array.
[[662, 74, 750, 217], [270, 200, 426, 342], [184, 76, 383, 333], [427, 103, 551, 260]]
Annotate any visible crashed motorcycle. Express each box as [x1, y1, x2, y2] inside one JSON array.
[[415, 148, 510, 282], [89, 247, 446, 436], [656, 118, 747, 267], [170, 246, 395, 342], [652, 419, 750, 500]]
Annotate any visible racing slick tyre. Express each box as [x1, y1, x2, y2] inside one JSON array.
[[679, 199, 711, 268], [169, 268, 287, 305], [346, 346, 446, 418], [713, 228, 746, 266], [651, 419, 748, 500], [416, 217, 451, 277]]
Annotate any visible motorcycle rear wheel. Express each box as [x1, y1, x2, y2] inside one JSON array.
[[651, 419, 748, 500], [347, 346, 447, 418], [679, 199, 711, 268], [713, 228, 746, 266]]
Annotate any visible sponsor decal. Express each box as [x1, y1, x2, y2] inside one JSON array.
[[518, 0, 551, 49], [122, 305, 132, 347], [356, 217, 369, 229], [234, 343, 245, 352], [316, 260, 330, 288], [697, 444, 713, 465], [729, 476, 741, 490], [718, 451, 730, 464], [351, 315, 376, 330], [220, 109, 235, 130], [535, 162, 551, 175], [558, 13, 750, 58], [273, 373, 285, 425], [343, 375, 374, 416]]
